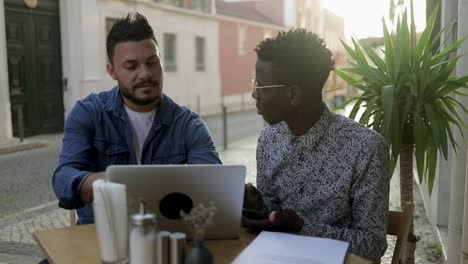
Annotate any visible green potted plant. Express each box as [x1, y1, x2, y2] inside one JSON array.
[[335, 1, 468, 263]]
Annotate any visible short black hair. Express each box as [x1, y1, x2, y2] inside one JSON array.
[[254, 29, 334, 94], [106, 12, 158, 63]]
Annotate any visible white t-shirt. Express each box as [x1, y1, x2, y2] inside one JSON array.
[[124, 105, 156, 164]]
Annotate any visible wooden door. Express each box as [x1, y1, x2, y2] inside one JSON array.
[[5, 0, 63, 136]]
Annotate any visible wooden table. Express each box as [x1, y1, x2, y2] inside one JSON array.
[[33, 224, 371, 264]]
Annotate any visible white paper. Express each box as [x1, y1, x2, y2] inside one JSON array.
[[233, 231, 349, 264], [93, 179, 128, 262]]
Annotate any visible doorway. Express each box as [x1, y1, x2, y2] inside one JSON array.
[[5, 0, 64, 137]]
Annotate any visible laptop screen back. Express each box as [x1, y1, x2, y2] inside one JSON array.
[[107, 164, 246, 239]]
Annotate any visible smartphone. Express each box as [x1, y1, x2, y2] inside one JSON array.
[[242, 208, 268, 219]]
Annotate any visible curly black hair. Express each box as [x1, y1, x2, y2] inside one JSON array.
[[106, 13, 158, 63], [254, 29, 334, 94]]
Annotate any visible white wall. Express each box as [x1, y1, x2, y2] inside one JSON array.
[[140, 4, 221, 114], [417, 3, 458, 260], [447, 1, 468, 262], [420, 162, 450, 227], [60, 0, 221, 115], [434, 0, 458, 229], [284, 0, 295, 27], [0, 0, 12, 139], [60, 0, 85, 116]]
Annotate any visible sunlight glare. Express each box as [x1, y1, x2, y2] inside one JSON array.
[[322, 0, 427, 39]]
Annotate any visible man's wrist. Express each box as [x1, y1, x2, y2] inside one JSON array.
[[77, 172, 94, 198], [79, 172, 105, 203]]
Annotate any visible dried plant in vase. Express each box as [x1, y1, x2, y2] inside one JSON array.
[[180, 202, 217, 241], [180, 202, 217, 264]]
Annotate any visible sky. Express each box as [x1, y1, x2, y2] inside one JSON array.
[[322, 0, 427, 39]]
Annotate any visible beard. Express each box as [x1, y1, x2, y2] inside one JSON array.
[[119, 81, 161, 106]]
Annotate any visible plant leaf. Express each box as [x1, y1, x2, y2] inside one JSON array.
[[381, 85, 395, 136]]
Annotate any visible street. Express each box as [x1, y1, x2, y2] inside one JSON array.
[[0, 110, 264, 219]]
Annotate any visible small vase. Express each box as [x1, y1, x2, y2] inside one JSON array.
[[184, 240, 213, 264]]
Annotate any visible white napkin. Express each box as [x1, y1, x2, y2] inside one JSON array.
[[93, 179, 128, 262]]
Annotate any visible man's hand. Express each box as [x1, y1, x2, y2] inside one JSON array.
[[242, 209, 304, 233], [79, 172, 105, 203], [243, 183, 264, 211]]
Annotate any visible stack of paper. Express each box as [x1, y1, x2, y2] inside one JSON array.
[[233, 231, 349, 264]]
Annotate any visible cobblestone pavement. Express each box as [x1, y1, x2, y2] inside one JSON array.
[[0, 134, 62, 219], [0, 135, 444, 263]]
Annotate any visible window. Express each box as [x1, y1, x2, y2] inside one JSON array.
[[190, 0, 212, 13], [333, 95, 345, 108], [195, 36, 206, 71], [153, 0, 212, 12], [238, 25, 247, 56], [164, 33, 177, 72], [153, 0, 184, 7]]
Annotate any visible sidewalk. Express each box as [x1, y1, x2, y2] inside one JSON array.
[[0, 135, 56, 157], [0, 135, 444, 264]]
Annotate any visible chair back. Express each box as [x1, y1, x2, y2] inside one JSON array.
[[69, 209, 76, 226], [387, 202, 414, 264]]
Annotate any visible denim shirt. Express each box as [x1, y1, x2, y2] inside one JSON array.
[[52, 87, 221, 224]]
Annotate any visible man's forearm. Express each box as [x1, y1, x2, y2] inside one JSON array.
[[79, 172, 105, 203]]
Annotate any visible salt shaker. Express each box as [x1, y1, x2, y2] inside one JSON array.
[[130, 200, 157, 264]]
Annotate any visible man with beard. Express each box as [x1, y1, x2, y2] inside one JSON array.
[[242, 29, 390, 262], [52, 13, 221, 225]]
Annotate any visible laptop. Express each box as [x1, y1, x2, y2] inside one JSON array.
[[106, 164, 246, 239]]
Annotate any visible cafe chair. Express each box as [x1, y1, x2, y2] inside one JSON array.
[[70, 209, 77, 226], [387, 202, 414, 264]]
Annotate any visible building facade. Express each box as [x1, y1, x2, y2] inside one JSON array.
[[420, 1, 468, 263], [0, 0, 222, 140], [321, 9, 349, 107], [1, 0, 63, 139], [220, 0, 348, 108], [216, 0, 284, 108], [0, 0, 346, 140]]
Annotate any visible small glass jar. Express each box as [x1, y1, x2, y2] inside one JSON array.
[[130, 201, 157, 264]]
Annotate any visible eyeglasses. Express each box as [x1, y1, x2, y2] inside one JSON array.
[[251, 80, 286, 91]]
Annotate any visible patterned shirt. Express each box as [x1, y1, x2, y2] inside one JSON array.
[[256, 106, 390, 262]]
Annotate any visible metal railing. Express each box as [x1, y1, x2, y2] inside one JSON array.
[[187, 101, 263, 151]]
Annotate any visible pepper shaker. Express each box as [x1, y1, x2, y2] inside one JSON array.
[[169, 232, 186, 264]]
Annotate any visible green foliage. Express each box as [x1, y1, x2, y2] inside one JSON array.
[[336, 2, 468, 193], [424, 241, 443, 263]]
